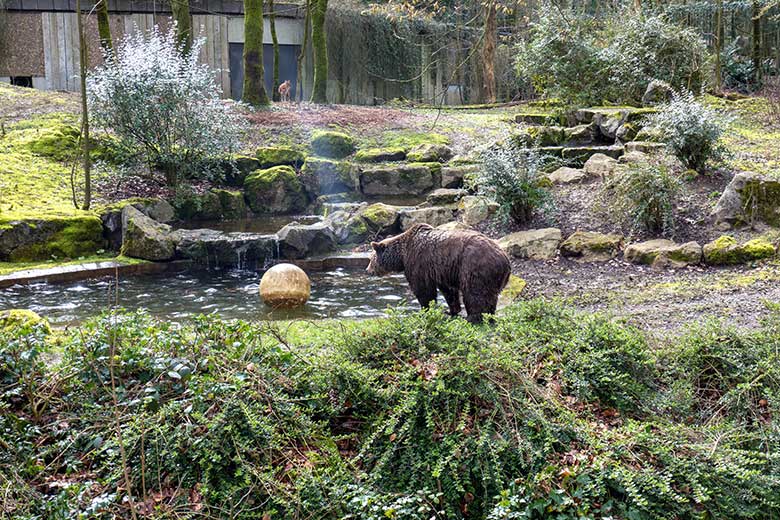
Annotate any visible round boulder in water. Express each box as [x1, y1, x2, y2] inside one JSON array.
[[259, 263, 311, 308]]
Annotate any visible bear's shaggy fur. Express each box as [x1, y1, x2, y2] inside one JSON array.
[[367, 223, 511, 323]]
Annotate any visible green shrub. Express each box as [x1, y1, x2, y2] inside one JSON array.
[[604, 159, 682, 237], [649, 91, 728, 172], [516, 11, 707, 106], [3, 304, 780, 518], [469, 140, 551, 224]]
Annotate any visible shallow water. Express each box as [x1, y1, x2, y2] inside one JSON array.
[[0, 268, 422, 326]]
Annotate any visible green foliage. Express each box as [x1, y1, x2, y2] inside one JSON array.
[[516, 9, 708, 106], [470, 139, 551, 224], [603, 159, 682, 238], [4, 303, 780, 518], [650, 91, 728, 172]]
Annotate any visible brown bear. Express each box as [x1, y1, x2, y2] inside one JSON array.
[[366, 223, 511, 323]]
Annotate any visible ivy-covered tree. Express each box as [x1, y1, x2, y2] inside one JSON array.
[[96, 0, 112, 54], [243, 0, 270, 106], [310, 0, 328, 103], [171, 0, 192, 55]]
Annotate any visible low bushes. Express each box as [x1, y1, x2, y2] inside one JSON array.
[[3, 302, 780, 518]]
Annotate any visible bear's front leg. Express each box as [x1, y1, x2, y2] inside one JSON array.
[[439, 286, 462, 316], [409, 279, 437, 309]]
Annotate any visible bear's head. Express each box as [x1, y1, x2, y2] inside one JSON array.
[[366, 235, 405, 276]]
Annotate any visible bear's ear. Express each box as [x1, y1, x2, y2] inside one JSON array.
[[370, 241, 381, 251]]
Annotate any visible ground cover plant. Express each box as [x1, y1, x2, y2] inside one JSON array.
[[2, 301, 780, 518]]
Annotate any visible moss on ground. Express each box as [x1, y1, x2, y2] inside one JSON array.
[[0, 113, 109, 220], [382, 131, 450, 152]]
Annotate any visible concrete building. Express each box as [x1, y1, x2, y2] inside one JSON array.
[[0, 1, 470, 104], [0, 0, 313, 99]]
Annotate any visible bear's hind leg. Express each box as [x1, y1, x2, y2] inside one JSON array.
[[463, 289, 499, 324], [439, 286, 462, 316]]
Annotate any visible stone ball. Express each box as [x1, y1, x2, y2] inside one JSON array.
[[259, 263, 311, 308]]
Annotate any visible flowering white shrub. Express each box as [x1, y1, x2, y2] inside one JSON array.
[[650, 91, 727, 172], [469, 137, 550, 224], [87, 26, 247, 186]]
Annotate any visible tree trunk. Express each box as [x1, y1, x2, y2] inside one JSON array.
[[171, 0, 192, 55], [96, 0, 113, 54], [714, 0, 723, 92], [76, 0, 91, 210], [269, 0, 280, 101], [481, 0, 497, 104], [310, 0, 328, 103], [243, 0, 270, 106], [752, 0, 761, 84], [296, 0, 311, 102]]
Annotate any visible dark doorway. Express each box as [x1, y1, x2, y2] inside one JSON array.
[[10, 76, 33, 88], [229, 43, 300, 101]]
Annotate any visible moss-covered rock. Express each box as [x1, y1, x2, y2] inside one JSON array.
[[354, 148, 406, 163], [703, 235, 776, 265], [224, 154, 262, 186], [0, 215, 105, 262], [256, 146, 306, 169], [0, 309, 51, 333], [561, 231, 623, 262], [120, 206, 176, 261], [213, 189, 248, 220], [713, 172, 780, 229], [173, 191, 223, 221], [623, 239, 702, 268], [406, 143, 454, 163], [310, 130, 356, 158], [99, 198, 176, 250], [244, 166, 309, 214], [301, 157, 359, 195], [499, 274, 526, 303], [360, 163, 436, 196], [515, 126, 567, 147], [329, 203, 401, 244]]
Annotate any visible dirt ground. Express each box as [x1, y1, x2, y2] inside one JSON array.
[[513, 255, 780, 334]]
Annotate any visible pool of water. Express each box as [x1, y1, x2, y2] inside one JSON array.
[[0, 268, 422, 326], [174, 215, 323, 234]]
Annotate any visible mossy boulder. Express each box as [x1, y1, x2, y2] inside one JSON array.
[[561, 231, 623, 262], [0, 215, 105, 262], [406, 143, 454, 163], [213, 189, 248, 220], [310, 130, 355, 159], [360, 163, 436, 196], [515, 126, 567, 147], [458, 196, 500, 226], [400, 207, 456, 230], [224, 154, 262, 186], [256, 146, 306, 169], [276, 221, 338, 259], [301, 157, 359, 195], [355, 148, 406, 163], [99, 198, 175, 250], [244, 166, 309, 214], [0, 309, 50, 334], [441, 165, 478, 189], [703, 235, 776, 265], [624, 239, 702, 268], [329, 203, 401, 244], [497, 228, 562, 260], [425, 188, 468, 206], [713, 172, 780, 229], [499, 274, 526, 304], [120, 206, 176, 261], [173, 191, 223, 221]]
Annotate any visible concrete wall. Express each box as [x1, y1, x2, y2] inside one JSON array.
[[1, 11, 308, 99]]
